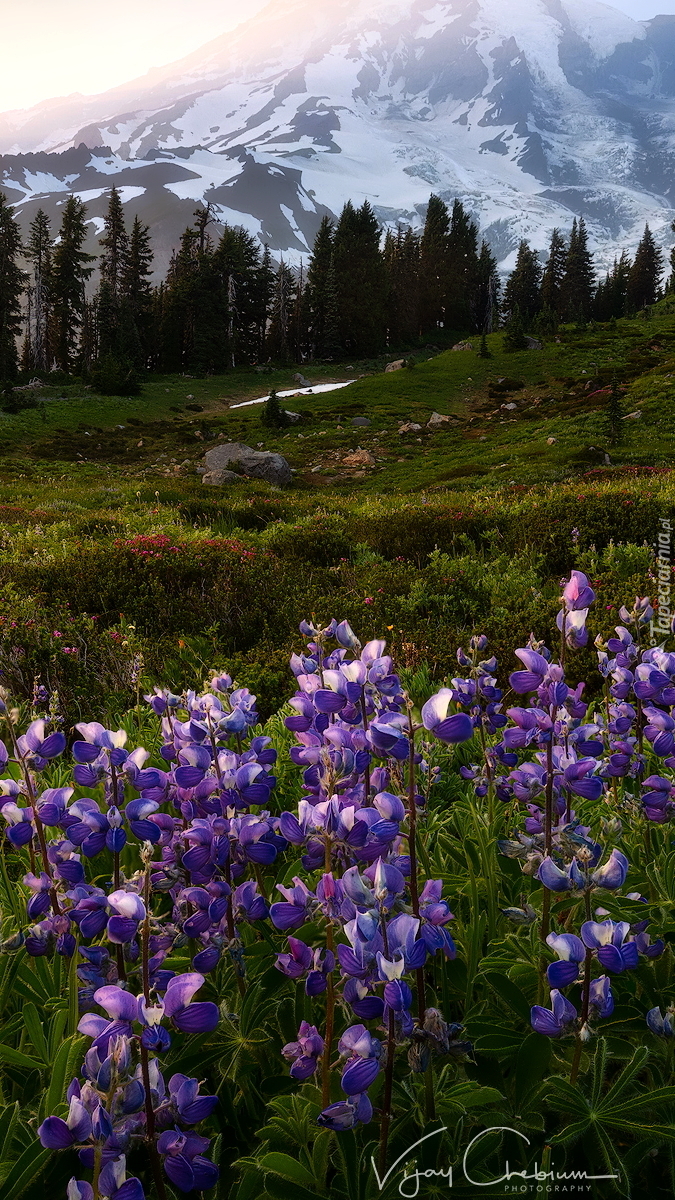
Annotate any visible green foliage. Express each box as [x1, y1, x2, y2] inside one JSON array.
[[89, 353, 142, 396], [261, 389, 289, 429]]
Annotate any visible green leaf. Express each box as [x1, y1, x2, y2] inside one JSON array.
[[514, 1033, 551, 1105], [44, 1035, 86, 1118], [0, 1138, 51, 1198], [0, 1101, 19, 1163], [0, 1042, 43, 1071], [21, 1002, 49, 1063], [482, 970, 532, 1024], [260, 1152, 322, 1192]]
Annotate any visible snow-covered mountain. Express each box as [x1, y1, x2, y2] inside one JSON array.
[[2, 0, 675, 275]]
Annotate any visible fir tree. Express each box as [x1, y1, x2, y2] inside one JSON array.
[[502, 305, 529, 352], [0, 191, 26, 383], [418, 194, 450, 335], [560, 217, 595, 322], [305, 216, 334, 357], [383, 226, 420, 345], [23, 208, 52, 374], [51, 195, 95, 372], [594, 252, 631, 321], [477, 330, 491, 358], [503, 241, 542, 327], [474, 239, 500, 333], [332, 200, 386, 355], [261, 386, 288, 428], [99, 186, 129, 299], [122, 216, 154, 367], [446, 199, 479, 331], [626, 224, 663, 312], [267, 260, 298, 362], [540, 228, 566, 316]]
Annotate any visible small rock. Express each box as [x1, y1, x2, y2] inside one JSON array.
[[202, 470, 242, 486], [547, 437, 557, 445], [385, 359, 405, 372], [311, 466, 322, 473], [186, 393, 195, 399], [451, 341, 473, 352], [137, 440, 143, 447], [427, 412, 450, 428], [623, 411, 642, 420], [398, 422, 422, 434], [525, 337, 542, 350], [351, 417, 371, 427], [502, 403, 517, 411], [285, 410, 301, 422], [293, 373, 312, 387], [342, 449, 376, 467]]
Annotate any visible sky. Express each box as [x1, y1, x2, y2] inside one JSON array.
[[0, 0, 673, 113]]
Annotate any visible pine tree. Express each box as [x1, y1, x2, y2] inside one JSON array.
[[540, 228, 566, 316], [626, 224, 663, 312], [418, 194, 450, 335], [267, 260, 298, 362], [305, 216, 334, 357], [0, 191, 26, 383], [446, 199, 479, 331], [23, 208, 52, 374], [261, 386, 288, 428], [477, 330, 491, 358], [503, 305, 528, 352], [99, 187, 129, 299], [560, 217, 595, 322], [503, 241, 542, 327], [122, 216, 153, 367], [666, 221, 675, 295], [51, 195, 95, 372], [383, 226, 420, 346], [332, 200, 386, 355], [594, 252, 631, 321], [474, 239, 500, 333]]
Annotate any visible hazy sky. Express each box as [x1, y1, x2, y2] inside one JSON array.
[[0, 0, 673, 113]]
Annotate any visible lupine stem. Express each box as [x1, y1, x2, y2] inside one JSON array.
[[4, 717, 62, 916], [139, 857, 169, 1200], [406, 703, 427, 1020], [378, 1007, 396, 1176], [570, 892, 593, 1085], [322, 836, 335, 1108]]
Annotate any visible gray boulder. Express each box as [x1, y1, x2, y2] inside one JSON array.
[[202, 470, 242, 486], [203, 442, 292, 487], [293, 372, 312, 387], [351, 416, 371, 427]]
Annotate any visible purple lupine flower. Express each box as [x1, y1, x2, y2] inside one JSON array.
[[589, 976, 614, 1018], [317, 1092, 373, 1131], [647, 1006, 675, 1037], [38, 1093, 92, 1148], [580, 920, 639, 973], [270, 878, 314, 931], [157, 1129, 219, 1193], [282, 1021, 325, 1080], [530, 990, 577, 1037], [421, 690, 474, 744], [162, 973, 219, 1033], [167, 1074, 218, 1124], [546, 933, 586, 987]]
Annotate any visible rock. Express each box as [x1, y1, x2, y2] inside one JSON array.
[[285, 410, 301, 422], [186, 393, 195, 399], [203, 442, 292, 486], [525, 336, 542, 350], [385, 359, 405, 372], [623, 411, 642, 420], [427, 412, 450, 428], [202, 470, 242, 486], [311, 466, 322, 473], [351, 416, 371, 427], [293, 373, 312, 387], [502, 402, 517, 411], [547, 437, 557, 445], [342, 449, 376, 466], [196, 466, 207, 474], [451, 341, 473, 351], [398, 422, 422, 433]]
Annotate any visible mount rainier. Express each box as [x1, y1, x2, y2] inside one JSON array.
[[1, 0, 675, 274]]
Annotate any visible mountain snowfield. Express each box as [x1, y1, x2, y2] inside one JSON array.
[[1, 0, 674, 274]]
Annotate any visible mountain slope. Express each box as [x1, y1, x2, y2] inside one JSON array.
[[1, 0, 674, 272]]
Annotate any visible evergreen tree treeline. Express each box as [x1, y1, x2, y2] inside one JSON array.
[[0, 186, 672, 385]]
